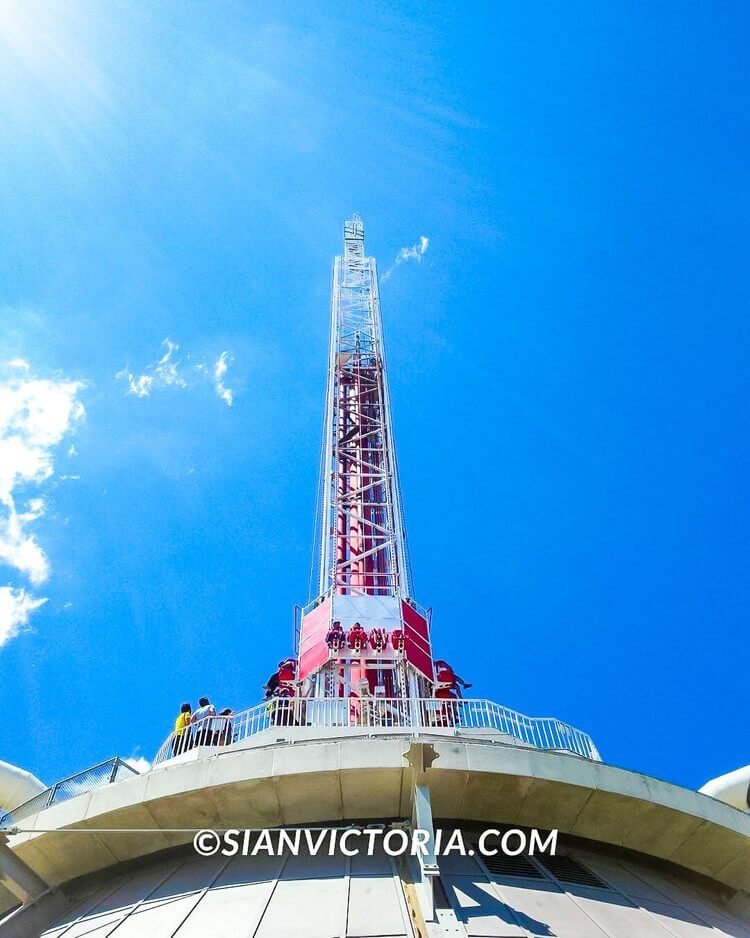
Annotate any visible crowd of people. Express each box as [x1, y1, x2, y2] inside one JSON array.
[[172, 697, 234, 756]]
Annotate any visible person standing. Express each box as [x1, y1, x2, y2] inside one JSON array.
[[172, 703, 192, 756], [191, 696, 215, 747]]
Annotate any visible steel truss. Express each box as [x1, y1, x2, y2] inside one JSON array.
[[318, 215, 411, 598]]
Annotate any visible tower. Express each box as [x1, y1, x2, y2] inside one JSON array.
[[297, 216, 434, 701]]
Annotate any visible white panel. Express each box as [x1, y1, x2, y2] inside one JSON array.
[[255, 877, 347, 938], [443, 875, 525, 937], [438, 851, 484, 876], [43, 875, 130, 937], [572, 890, 677, 937], [109, 893, 203, 936], [349, 846, 393, 877], [176, 879, 278, 938], [214, 852, 286, 886], [283, 849, 349, 880], [640, 899, 722, 937], [621, 861, 723, 913], [643, 865, 750, 933], [580, 852, 750, 936], [332, 595, 402, 629], [492, 882, 609, 937], [574, 853, 672, 901], [109, 855, 227, 937], [54, 859, 181, 937], [706, 914, 750, 938], [347, 875, 409, 937]]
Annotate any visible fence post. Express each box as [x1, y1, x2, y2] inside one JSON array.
[[46, 783, 58, 808]]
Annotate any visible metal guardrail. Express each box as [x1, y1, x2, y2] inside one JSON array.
[[153, 698, 601, 766], [0, 702, 599, 828], [0, 757, 140, 829]]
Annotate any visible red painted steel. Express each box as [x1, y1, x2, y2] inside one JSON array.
[[298, 598, 332, 681], [402, 601, 434, 681]]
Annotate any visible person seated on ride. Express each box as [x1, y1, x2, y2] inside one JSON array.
[[347, 622, 368, 651], [369, 627, 387, 652], [325, 620, 345, 650]]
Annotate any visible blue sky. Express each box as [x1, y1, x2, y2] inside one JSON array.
[[0, 1, 747, 792]]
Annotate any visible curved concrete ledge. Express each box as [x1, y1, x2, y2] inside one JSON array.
[[2, 734, 749, 916]]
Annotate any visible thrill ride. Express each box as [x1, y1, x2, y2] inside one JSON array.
[[264, 216, 465, 707]]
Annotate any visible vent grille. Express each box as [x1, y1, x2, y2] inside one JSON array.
[[480, 852, 544, 879], [537, 854, 609, 889]]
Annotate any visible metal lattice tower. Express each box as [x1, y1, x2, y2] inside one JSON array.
[[298, 217, 434, 698], [318, 214, 411, 599]]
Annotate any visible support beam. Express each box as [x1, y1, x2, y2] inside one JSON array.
[[0, 834, 50, 906], [404, 742, 439, 923]]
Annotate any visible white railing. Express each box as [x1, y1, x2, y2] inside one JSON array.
[[154, 698, 600, 766], [0, 757, 140, 829]]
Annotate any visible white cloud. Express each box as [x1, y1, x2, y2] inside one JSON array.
[[0, 368, 84, 646], [116, 338, 187, 398], [0, 495, 48, 584], [154, 339, 187, 389], [123, 753, 151, 774], [7, 359, 30, 371], [381, 235, 429, 282], [120, 372, 153, 398], [118, 339, 234, 406], [214, 352, 234, 406], [0, 587, 47, 648]]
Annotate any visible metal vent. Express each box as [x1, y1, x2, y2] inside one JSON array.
[[537, 854, 609, 888], [480, 852, 545, 879]]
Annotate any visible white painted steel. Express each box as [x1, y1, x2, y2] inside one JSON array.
[[317, 216, 411, 599], [0, 761, 45, 814], [151, 698, 601, 767], [699, 764, 750, 812]]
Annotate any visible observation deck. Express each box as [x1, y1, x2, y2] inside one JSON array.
[[0, 698, 600, 831]]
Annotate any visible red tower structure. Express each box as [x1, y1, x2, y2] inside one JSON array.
[[296, 216, 435, 701]]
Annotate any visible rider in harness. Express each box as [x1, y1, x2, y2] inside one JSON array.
[[369, 627, 388, 653], [433, 659, 472, 697], [263, 658, 298, 700], [432, 659, 472, 728], [347, 622, 368, 653], [325, 620, 345, 652]]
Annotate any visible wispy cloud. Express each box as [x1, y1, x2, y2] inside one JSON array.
[[117, 339, 235, 406], [0, 365, 84, 647], [7, 358, 30, 371], [381, 235, 429, 282], [213, 352, 234, 406], [0, 587, 47, 647], [116, 338, 186, 398]]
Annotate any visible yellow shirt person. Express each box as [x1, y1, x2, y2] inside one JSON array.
[[172, 703, 192, 755]]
